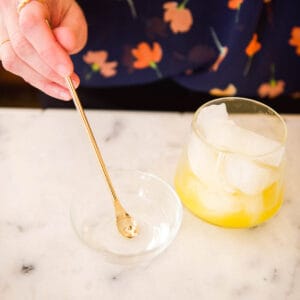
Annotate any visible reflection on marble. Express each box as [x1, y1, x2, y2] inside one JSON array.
[[0, 108, 300, 299]]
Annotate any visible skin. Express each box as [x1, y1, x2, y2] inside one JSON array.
[[0, 0, 88, 100]]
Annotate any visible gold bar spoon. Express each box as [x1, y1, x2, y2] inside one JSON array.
[[65, 76, 139, 239]]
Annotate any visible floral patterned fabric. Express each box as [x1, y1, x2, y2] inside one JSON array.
[[73, 0, 300, 101]]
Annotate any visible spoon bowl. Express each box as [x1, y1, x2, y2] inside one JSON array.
[[114, 199, 139, 238]]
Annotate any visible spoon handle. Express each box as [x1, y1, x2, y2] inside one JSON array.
[[65, 76, 118, 201]]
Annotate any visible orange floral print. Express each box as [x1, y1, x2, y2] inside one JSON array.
[[228, 0, 243, 22], [131, 42, 163, 77], [289, 26, 300, 55], [83, 51, 118, 78], [291, 91, 300, 99], [258, 80, 285, 98], [210, 47, 228, 72], [146, 17, 168, 39], [228, 0, 243, 10], [121, 45, 135, 74], [209, 27, 228, 72], [210, 83, 237, 96], [185, 69, 193, 75], [245, 34, 261, 57], [244, 33, 261, 76], [257, 64, 285, 98], [163, 1, 193, 33]]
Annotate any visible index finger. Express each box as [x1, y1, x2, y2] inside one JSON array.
[[18, 1, 73, 77]]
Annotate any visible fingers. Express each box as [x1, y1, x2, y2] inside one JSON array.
[[6, 19, 70, 88], [0, 14, 76, 101], [0, 0, 84, 100], [0, 40, 73, 100], [53, 2, 87, 54], [17, 1, 73, 77]]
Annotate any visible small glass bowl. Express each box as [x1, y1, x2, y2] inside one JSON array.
[[70, 169, 182, 265]]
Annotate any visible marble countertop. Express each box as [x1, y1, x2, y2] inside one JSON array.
[[0, 108, 299, 300]]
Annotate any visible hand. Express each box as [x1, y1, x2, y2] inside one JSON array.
[[0, 0, 87, 100]]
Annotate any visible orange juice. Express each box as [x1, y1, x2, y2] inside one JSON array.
[[175, 152, 284, 228]]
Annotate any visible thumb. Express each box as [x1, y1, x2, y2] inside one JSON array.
[[52, 2, 87, 54]]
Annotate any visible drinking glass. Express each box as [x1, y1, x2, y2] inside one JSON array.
[[174, 97, 287, 228]]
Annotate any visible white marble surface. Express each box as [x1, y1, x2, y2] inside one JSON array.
[[0, 108, 299, 300]]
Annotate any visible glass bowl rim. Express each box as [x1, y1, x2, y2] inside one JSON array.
[[70, 168, 183, 262]]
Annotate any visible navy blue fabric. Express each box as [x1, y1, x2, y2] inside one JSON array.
[[72, 0, 300, 100]]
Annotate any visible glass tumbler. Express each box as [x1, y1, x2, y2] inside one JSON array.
[[174, 97, 287, 228]]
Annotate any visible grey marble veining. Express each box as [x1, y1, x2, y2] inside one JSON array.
[[0, 108, 299, 300]]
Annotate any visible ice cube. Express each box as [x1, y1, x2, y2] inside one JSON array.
[[234, 128, 284, 167], [187, 132, 218, 186], [202, 120, 239, 151], [222, 153, 279, 195], [197, 104, 285, 167], [197, 103, 229, 135], [195, 183, 242, 213]]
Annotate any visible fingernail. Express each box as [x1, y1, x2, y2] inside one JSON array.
[[59, 90, 71, 100], [71, 75, 80, 88], [56, 64, 71, 77]]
